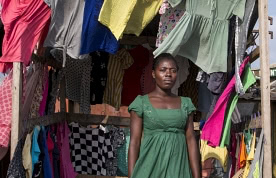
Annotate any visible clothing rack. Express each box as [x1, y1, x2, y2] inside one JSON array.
[[25, 112, 131, 129]]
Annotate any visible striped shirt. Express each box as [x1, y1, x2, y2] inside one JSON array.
[[103, 49, 133, 110]]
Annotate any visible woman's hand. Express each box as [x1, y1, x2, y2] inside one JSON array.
[[186, 114, 201, 178]]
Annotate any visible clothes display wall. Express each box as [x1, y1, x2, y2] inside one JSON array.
[[0, 0, 265, 177]]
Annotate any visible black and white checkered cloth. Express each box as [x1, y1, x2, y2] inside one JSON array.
[[69, 122, 114, 175]]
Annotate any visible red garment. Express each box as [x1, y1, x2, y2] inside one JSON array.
[[0, 0, 51, 72], [140, 52, 155, 95], [230, 133, 237, 177], [121, 46, 149, 106]]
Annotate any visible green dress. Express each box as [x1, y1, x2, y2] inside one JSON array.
[[128, 95, 196, 178]]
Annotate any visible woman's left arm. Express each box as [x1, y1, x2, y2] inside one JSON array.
[[185, 113, 201, 178]]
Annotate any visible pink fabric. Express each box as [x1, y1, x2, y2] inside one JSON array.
[[0, 70, 13, 147], [57, 122, 77, 178], [0, 0, 51, 72], [39, 67, 49, 116], [201, 57, 250, 147]]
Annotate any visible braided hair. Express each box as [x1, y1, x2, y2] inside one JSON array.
[[152, 53, 179, 71]]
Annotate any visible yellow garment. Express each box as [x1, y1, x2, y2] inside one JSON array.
[[243, 131, 256, 178], [200, 140, 228, 171], [22, 131, 33, 178], [98, 0, 162, 40], [253, 161, 260, 178]]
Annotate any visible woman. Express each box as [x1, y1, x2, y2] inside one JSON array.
[[128, 53, 201, 178]]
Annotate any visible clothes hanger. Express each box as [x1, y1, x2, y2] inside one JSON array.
[[100, 104, 109, 125]]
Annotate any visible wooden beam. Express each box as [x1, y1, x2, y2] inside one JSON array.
[[10, 62, 22, 160], [258, 0, 272, 177], [120, 35, 156, 47], [249, 46, 260, 63]]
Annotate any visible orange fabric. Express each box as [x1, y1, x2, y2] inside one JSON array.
[[239, 134, 247, 168]]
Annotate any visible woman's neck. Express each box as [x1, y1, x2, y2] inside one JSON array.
[[152, 86, 173, 97]]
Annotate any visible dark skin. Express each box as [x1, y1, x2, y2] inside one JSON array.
[[128, 58, 201, 178]]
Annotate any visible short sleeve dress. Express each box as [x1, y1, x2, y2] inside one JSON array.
[[128, 95, 196, 178]]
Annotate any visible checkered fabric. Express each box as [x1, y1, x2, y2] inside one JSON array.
[[69, 122, 114, 175]]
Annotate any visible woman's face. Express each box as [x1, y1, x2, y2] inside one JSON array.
[[152, 59, 178, 90]]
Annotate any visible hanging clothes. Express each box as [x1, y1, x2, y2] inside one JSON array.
[[40, 126, 53, 178], [121, 46, 149, 106], [243, 131, 256, 178], [234, 0, 256, 94], [57, 122, 77, 178], [39, 67, 49, 116], [98, 0, 162, 40], [103, 49, 134, 110], [153, 0, 247, 74], [200, 140, 228, 172], [248, 129, 264, 178], [21, 67, 40, 122], [0, 70, 13, 147], [219, 66, 256, 147], [239, 134, 247, 169], [105, 126, 125, 176], [6, 138, 26, 178], [80, 0, 119, 55], [230, 133, 238, 178], [46, 68, 64, 115], [0, 0, 51, 72], [117, 128, 130, 176], [69, 122, 114, 176], [171, 56, 190, 95], [29, 68, 45, 118], [62, 50, 92, 114], [43, 0, 87, 66], [90, 52, 109, 105], [201, 57, 250, 147], [31, 126, 41, 175], [156, 1, 185, 48], [22, 131, 33, 178]]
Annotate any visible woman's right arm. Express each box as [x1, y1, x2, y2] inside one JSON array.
[[128, 111, 143, 178]]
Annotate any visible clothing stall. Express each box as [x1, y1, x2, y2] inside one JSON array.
[[0, 0, 272, 177]]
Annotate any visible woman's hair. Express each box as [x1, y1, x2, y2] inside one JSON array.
[[152, 53, 179, 71]]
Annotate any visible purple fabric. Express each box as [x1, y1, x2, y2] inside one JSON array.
[[201, 56, 250, 147], [57, 122, 77, 178]]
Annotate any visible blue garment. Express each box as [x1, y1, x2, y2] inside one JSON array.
[[80, 0, 119, 55], [31, 126, 41, 174], [41, 126, 53, 178]]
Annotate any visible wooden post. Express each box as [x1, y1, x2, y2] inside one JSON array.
[[10, 62, 22, 159], [258, 0, 272, 177], [60, 76, 66, 113]]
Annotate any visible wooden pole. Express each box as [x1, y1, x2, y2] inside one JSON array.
[[258, 0, 272, 177], [10, 62, 22, 159]]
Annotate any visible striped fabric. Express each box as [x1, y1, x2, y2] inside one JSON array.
[[103, 49, 133, 110]]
